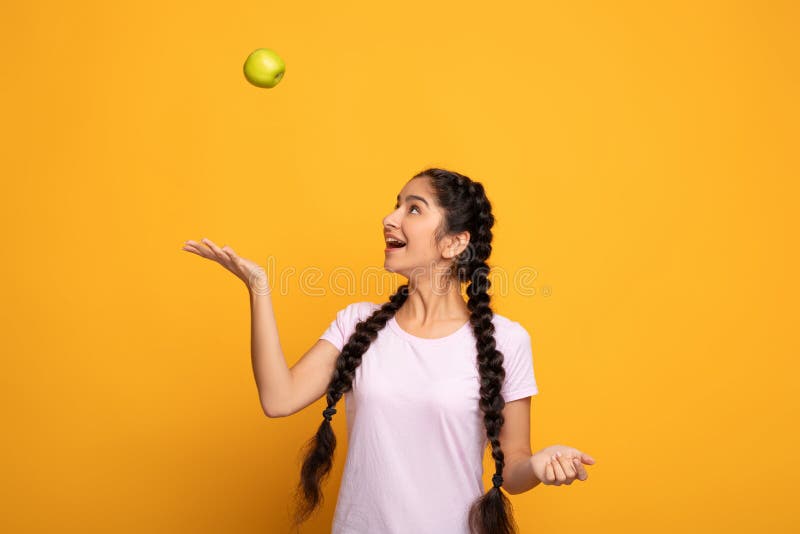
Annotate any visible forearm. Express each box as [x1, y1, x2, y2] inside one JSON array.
[[249, 289, 292, 416], [502, 454, 541, 495]]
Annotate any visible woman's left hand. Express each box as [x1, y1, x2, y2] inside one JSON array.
[[530, 445, 595, 486]]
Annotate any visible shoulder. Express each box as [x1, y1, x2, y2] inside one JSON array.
[[336, 300, 382, 322], [491, 312, 532, 346]]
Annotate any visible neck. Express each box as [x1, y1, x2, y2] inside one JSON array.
[[399, 270, 469, 327]]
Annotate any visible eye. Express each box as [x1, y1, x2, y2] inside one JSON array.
[[394, 204, 421, 214]]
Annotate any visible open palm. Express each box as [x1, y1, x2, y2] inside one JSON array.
[[181, 237, 269, 294]]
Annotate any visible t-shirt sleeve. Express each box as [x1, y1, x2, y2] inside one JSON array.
[[319, 301, 377, 352], [499, 323, 539, 402]]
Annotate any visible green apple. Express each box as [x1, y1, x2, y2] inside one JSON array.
[[243, 48, 286, 88]]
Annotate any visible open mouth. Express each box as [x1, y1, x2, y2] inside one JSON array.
[[385, 239, 406, 249]]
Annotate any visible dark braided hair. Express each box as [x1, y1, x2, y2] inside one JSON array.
[[290, 168, 519, 534]]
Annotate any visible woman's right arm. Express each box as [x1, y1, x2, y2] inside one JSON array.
[[248, 289, 292, 417], [251, 290, 345, 418], [183, 238, 339, 418]]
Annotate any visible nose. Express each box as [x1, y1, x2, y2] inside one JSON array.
[[383, 207, 400, 230]]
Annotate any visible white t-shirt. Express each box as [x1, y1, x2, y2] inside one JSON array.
[[319, 301, 539, 534]]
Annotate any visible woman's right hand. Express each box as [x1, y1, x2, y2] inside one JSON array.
[[182, 238, 270, 295]]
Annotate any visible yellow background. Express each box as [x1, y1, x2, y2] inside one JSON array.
[[2, 0, 797, 532]]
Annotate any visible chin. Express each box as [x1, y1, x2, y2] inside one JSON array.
[[383, 262, 405, 277]]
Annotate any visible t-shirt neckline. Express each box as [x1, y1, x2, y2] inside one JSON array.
[[388, 315, 472, 344]]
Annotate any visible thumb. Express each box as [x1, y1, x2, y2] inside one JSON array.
[[580, 452, 596, 464]]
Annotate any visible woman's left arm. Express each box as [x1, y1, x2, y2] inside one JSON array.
[[499, 397, 596, 494]]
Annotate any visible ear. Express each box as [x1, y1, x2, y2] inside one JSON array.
[[443, 231, 470, 259]]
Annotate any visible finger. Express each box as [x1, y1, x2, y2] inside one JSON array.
[[573, 458, 589, 480], [571, 449, 596, 465], [545, 459, 555, 484], [221, 245, 244, 268], [557, 453, 577, 479], [182, 241, 214, 260], [221, 245, 238, 261], [555, 454, 575, 485], [551, 455, 566, 484], [201, 238, 230, 264]]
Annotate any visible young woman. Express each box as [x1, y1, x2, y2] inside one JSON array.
[[182, 168, 596, 534]]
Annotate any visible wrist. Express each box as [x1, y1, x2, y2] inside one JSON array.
[[247, 270, 271, 296]]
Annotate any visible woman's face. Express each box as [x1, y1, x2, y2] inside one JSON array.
[[382, 177, 466, 279]]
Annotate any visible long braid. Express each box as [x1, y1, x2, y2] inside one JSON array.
[[289, 284, 409, 530], [428, 171, 518, 534], [464, 184, 518, 534]]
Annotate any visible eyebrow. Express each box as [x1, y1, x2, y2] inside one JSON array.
[[396, 194, 430, 207]]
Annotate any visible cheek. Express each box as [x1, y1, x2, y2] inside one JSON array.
[[404, 221, 436, 245]]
